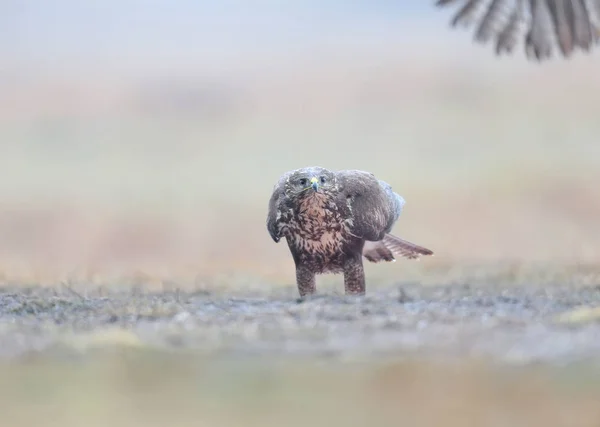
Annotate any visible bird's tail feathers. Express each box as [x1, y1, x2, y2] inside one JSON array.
[[363, 234, 434, 263], [363, 240, 395, 263]]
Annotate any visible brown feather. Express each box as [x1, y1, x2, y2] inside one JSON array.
[[363, 240, 395, 263], [363, 234, 434, 263], [381, 234, 434, 260]]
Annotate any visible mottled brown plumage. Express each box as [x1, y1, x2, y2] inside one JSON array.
[[436, 0, 600, 60], [267, 167, 433, 297]]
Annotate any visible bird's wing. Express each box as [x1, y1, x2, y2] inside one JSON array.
[[266, 173, 289, 243], [436, 0, 600, 60], [335, 170, 402, 242]]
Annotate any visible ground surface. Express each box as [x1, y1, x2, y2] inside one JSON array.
[[2, 280, 600, 427], [1, 281, 600, 363]]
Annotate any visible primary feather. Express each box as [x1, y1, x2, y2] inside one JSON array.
[[436, 0, 600, 60]]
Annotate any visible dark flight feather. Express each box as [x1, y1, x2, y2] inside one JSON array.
[[436, 0, 600, 60], [451, 0, 486, 27], [495, 4, 524, 54], [475, 0, 510, 42]]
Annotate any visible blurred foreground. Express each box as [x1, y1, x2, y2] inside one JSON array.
[[3, 349, 600, 427], [0, 282, 599, 427]]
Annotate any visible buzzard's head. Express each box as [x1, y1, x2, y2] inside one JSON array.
[[284, 166, 336, 199]]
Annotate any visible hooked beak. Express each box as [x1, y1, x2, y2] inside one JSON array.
[[310, 177, 319, 192]]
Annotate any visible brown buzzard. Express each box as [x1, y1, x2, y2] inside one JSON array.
[[436, 0, 600, 60], [267, 167, 433, 297]]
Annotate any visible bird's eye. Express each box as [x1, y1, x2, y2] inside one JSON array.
[[320, 176, 326, 184], [299, 178, 307, 186]]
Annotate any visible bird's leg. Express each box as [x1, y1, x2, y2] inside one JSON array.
[[295, 264, 316, 297], [343, 255, 366, 295]]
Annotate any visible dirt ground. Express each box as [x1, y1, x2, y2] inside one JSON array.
[[2, 278, 600, 427], [1, 279, 600, 363]]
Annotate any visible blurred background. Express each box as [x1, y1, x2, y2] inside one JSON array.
[[2, 0, 600, 286]]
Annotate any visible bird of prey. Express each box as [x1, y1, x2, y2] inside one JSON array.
[[267, 167, 433, 297], [436, 0, 600, 60]]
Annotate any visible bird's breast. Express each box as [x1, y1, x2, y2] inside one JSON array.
[[297, 196, 343, 233], [287, 195, 351, 258]]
